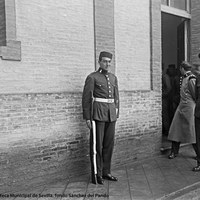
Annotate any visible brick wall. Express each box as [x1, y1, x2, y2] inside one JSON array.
[[0, 0, 162, 191], [191, 0, 200, 63], [0, 90, 161, 192], [94, 0, 115, 73], [0, 93, 90, 192], [113, 90, 161, 164], [115, 0, 151, 91], [0, 0, 94, 93], [0, 0, 6, 46], [151, 0, 162, 92], [113, 0, 162, 160]]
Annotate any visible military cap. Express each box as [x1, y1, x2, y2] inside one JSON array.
[[99, 51, 112, 61]]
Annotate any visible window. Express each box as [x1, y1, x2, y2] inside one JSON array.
[[0, 0, 21, 61], [170, 0, 186, 10], [161, 0, 190, 12]]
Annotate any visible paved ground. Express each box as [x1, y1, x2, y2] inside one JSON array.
[[2, 145, 200, 200]]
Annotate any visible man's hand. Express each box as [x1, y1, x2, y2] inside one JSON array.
[[86, 120, 92, 129]]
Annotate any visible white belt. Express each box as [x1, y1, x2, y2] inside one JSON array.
[[94, 98, 114, 103]]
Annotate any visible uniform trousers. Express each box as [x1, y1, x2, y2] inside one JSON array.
[[171, 141, 198, 157], [195, 117, 200, 165], [90, 120, 116, 177]]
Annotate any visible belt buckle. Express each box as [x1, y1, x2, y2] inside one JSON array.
[[108, 99, 112, 103]]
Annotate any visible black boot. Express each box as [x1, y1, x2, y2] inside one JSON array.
[[91, 174, 97, 184], [97, 176, 104, 185], [192, 165, 200, 172], [168, 152, 177, 159]]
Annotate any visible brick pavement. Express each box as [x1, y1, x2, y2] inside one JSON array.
[[2, 145, 200, 200]]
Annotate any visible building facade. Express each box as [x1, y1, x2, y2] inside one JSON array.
[[0, 0, 199, 191]]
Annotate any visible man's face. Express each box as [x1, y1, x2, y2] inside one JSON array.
[[99, 57, 111, 71]]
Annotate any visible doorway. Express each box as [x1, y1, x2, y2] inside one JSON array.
[[161, 12, 190, 149], [162, 13, 189, 72]]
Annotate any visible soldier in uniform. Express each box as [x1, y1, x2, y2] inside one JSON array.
[[168, 61, 198, 159], [192, 63, 200, 171], [82, 51, 119, 184]]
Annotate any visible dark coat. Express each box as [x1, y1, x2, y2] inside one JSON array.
[[195, 74, 200, 119], [82, 68, 119, 122], [168, 72, 196, 143]]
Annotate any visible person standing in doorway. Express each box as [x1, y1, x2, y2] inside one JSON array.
[[171, 68, 182, 115], [82, 51, 119, 184], [168, 61, 197, 159], [162, 63, 172, 135], [166, 64, 179, 124]]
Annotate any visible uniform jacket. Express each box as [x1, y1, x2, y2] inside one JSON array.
[[195, 74, 200, 119], [168, 72, 196, 143], [82, 68, 119, 122]]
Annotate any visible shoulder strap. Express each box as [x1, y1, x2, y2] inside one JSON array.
[[189, 74, 196, 81]]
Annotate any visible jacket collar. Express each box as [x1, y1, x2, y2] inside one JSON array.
[[98, 68, 109, 75], [183, 71, 192, 78]]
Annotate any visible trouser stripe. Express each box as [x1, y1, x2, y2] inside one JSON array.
[[92, 120, 97, 174]]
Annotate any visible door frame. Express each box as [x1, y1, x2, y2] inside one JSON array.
[[160, 2, 191, 149], [161, 4, 191, 63]]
